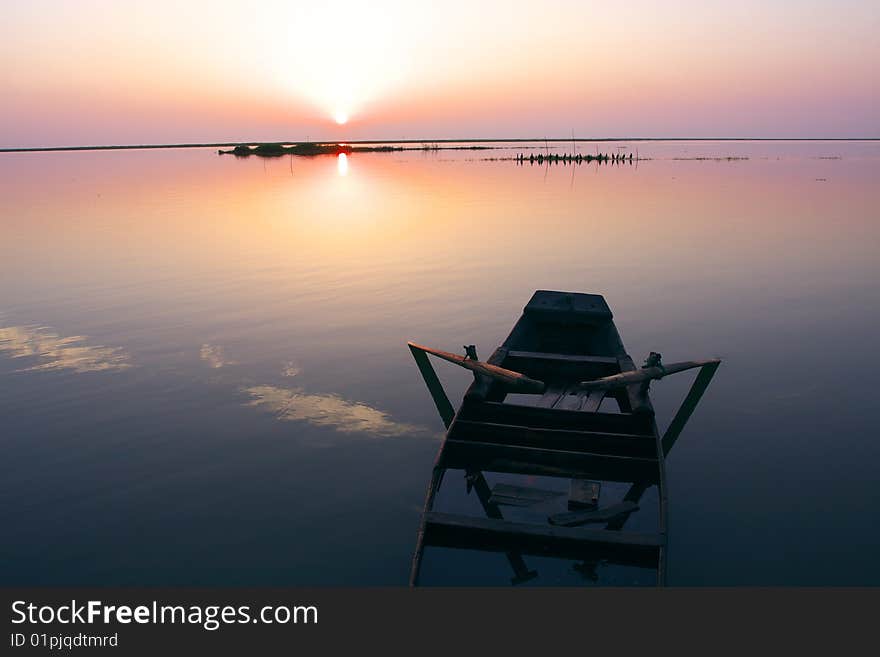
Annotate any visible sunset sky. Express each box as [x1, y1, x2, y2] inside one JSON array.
[[2, 0, 878, 147]]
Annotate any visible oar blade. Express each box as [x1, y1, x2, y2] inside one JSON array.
[[578, 359, 721, 391], [408, 342, 545, 393]]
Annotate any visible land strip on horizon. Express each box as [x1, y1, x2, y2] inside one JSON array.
[[1, 137, 877, 153]]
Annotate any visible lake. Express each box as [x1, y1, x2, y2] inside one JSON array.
[[1, 140, 878, 585]]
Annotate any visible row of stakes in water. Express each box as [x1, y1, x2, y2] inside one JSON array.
[[516, 152, 635, 165]]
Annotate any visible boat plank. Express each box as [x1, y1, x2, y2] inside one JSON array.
[[554, 388, 606, 412], [537, 383, 566, 408], [580, 390, 606, 411], [460, 400, 655, 435], [549, 501, 640, 527], [423, 513, 660, 568], [450, 419, 657, 458], [441, 439, 661, 483], [507, 350, 619, 365], [422, 512, 662, 568], [425, 511, 661, 546], [489, 483, 565, 507], [506, 350, 620, 381]]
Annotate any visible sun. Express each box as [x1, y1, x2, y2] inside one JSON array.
[[334, 110, 348, 125]]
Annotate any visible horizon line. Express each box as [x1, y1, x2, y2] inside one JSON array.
[[1, 137, 878, 153]]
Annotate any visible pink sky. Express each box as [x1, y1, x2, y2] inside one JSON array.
[[2, 1, 878, 146]]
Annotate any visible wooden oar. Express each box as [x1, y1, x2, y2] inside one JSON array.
[[578, 359, 721, 392], [407, 342, 546, 393]]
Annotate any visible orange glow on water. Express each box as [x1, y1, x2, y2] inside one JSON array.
[[2, 145, 877, 290]]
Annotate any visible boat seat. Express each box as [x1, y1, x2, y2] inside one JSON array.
[[458, 399, 656, 436], [422, 511, 662, 568], [506, 350, 619, 365], [449, 419, 658, 458], [524, 290, 613, 322], [441, 439, 661, 484]]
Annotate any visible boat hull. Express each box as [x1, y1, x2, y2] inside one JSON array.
[[410, 291, 668, 586]]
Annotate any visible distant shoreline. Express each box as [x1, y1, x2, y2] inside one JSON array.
[[1, 137, 877, 154]]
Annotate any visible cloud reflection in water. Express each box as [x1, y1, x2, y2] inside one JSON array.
[[0, 325, 131, 373], [244, 384, 431, 439], [200, 343, 236, 369]]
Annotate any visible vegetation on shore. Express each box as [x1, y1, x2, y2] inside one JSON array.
[[219, 143, 354, 157], [218, 142, 495, 157]]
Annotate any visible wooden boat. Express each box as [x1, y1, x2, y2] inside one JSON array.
[[408, 290, 720, 586]]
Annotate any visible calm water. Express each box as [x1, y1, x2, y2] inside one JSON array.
[[2, 140, 879, 585]]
